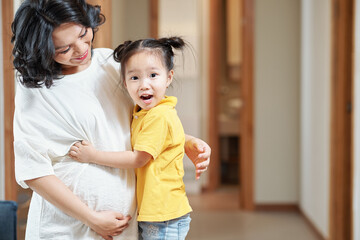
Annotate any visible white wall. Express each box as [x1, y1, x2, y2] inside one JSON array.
[[199, 0, 209, 145], [0, 0, 5, 200], [158, 0, 204, 192], [353, 0, 360, 238], [300, 0, 331, 238], [254, 0, 300, 203], [111, 0, 149, 49]]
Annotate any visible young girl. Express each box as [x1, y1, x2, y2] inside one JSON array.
[[69, 37, 195, 240]]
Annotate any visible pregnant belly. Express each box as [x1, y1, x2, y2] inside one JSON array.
[[53, 160, 136, 213]]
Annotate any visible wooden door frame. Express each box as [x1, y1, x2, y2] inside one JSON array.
[[207, 0, 222, 192], [239, 0, 254, 210], [149, 0, 158, 38], [329, 0, 354, 239], [207, 0, 254, 210], [87, 0, 112, 48], [2, 0, 16, 201]]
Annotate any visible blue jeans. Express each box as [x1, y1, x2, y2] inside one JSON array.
[[138, 213, 191, 240]]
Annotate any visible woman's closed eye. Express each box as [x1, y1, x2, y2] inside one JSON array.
[[58, 47, 71, 54], [80, 29, 88, 38], [57, 29, 88, 54]]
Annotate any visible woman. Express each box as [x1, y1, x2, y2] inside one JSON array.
[[11, 1, 210, 239]]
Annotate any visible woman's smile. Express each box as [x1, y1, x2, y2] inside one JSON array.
[[75, 49, 89, 61]]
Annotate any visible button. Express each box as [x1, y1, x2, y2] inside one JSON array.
[[134, 116, 138, 119]]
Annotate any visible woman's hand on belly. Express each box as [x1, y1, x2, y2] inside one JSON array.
[[26, 175, 132, 239], [88, 211, 132, 240]]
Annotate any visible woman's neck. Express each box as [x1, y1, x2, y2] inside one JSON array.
[[61, 59, 92, 75]]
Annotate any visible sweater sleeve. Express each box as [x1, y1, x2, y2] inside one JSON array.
[[13, 84, 79, 188]]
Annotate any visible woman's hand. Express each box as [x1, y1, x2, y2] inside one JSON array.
[[69, 140, 97, 163], [88, 211, 132, 240], [185, 135, 211, 179]]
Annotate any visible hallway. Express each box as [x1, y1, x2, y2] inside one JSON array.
[[187, 187, 321, 240]]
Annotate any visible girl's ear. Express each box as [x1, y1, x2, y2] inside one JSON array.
[[166, 70, 174, 87], [122, 76, 127, 88]]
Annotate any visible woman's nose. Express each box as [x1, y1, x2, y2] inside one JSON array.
[[73, 40, 87, 55]]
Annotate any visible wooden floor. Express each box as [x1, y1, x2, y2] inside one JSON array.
[[188, 185, 240, 210], [187, 186, 322, 240]]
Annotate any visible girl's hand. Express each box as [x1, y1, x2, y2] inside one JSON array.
[[69, 140, 97, 163], [88, 210, 132, 240], [185, 136, 211, 179]]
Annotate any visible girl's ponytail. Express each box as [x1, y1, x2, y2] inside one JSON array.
[[113, 40, 132, 62], [158, 36, 185, 50]]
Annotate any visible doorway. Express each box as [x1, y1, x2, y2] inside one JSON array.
[[207, 0, 254, 210]]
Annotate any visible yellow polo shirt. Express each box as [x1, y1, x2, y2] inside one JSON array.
[[132, 96, 192, 222]]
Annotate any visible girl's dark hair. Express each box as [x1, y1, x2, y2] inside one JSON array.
[[11, 0, 105, 88], [113, 37, 186, 85]]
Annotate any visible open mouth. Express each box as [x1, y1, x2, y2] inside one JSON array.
[[140, 95, 153, 101]]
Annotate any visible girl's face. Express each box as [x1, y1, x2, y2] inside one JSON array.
[[52, 23, 93, 75], [124, 51, 173, 111]]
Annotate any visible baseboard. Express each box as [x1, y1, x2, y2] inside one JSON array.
[[299, 208, 326, 240], [255, 203, 299, 211]]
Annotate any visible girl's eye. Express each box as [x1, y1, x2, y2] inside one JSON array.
[[130, 76, 138, 80], [150, 73, 157, 78], [80, 29, 88, 38]]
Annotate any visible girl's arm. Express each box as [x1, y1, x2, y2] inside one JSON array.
[[26, 175, 131, 240], [69, 141, 152, 168], [70, 137, 210, 178], [184, 134, 211, 179]]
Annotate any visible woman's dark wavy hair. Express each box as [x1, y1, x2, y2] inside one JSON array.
[[11, 0, 105, 88], [113, 37, 186, 86]]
